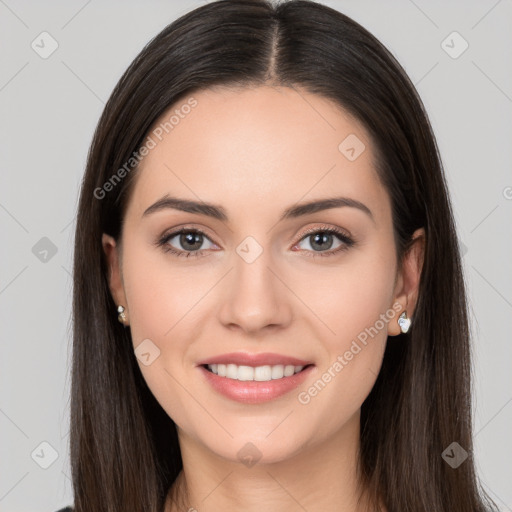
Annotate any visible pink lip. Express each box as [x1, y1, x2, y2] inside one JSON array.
[[198, 364, 315, 404], [196, 352, 313, 367]]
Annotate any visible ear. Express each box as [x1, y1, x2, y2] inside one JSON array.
[[388, 227, 425, 336], [102, 233, 128, 317]]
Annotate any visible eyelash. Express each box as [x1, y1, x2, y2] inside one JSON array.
[[156, 224, 355, 259]]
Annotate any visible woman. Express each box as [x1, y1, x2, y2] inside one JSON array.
[[62, 0, 499, 510]]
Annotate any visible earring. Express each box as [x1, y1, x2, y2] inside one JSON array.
[[398, 311, 411, 334], [117, 305, 128, 324]]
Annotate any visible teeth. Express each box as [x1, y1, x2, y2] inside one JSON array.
[[206, 363, 305, 381]]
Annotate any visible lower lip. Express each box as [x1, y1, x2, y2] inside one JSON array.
[[198, 365, 315, 404]]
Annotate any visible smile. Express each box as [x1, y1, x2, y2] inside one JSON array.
[[197, 352, 315, 403], [205, 363, 306, 382]]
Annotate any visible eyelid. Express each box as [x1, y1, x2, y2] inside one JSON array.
[[295, 223, 352, 243], [158, 223, 218, 243], [157, 224, 218, 248], [159, 222, 351, 243]]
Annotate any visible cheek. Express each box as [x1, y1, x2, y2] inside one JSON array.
[[318, 243, 396, 347], [303, 244, 395, 407], [121, 242, 202, 428], [121, 241, 210, 422], [122, 240, 207, 343]]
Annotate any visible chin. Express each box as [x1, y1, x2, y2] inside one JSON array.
[[193, 426, 313, 467]]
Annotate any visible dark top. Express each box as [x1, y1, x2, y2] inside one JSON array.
[[56, 508, 73, 512]]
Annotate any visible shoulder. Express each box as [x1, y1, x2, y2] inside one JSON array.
[[55, 508, 73, 512]]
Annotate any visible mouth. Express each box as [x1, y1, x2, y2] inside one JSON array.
[[202, 363, 313, 382], [197, 354, 315, 404]]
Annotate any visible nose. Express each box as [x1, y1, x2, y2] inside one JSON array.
[[217, 247, 293, 336]]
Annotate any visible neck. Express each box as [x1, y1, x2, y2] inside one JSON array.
[[165, 410, 381, 512]]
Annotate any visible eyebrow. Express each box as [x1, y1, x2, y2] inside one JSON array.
[[142, 194, 374, 224]]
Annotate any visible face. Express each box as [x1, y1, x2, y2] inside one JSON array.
[[103, 85, 422, 465]]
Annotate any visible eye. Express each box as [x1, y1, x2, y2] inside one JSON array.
[[293, 225, 355, 258], [156, 224, 355, 259], [156, 228, 217, 258]]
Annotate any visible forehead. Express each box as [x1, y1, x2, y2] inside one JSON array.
[[127, 85, 389, 224]]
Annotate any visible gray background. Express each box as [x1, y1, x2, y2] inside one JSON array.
[[1, 0, 511, 510]]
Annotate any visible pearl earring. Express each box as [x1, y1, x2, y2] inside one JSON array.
[[117, 305, 128, 324], [398, 311, 411, 333]]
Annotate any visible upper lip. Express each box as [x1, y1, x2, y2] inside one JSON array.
[[197, 352, 313, 367]]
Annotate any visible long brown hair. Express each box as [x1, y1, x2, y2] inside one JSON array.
[[70, 1, 498, 510]]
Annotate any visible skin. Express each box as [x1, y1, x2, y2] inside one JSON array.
[[102, 85, 425, 512]]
